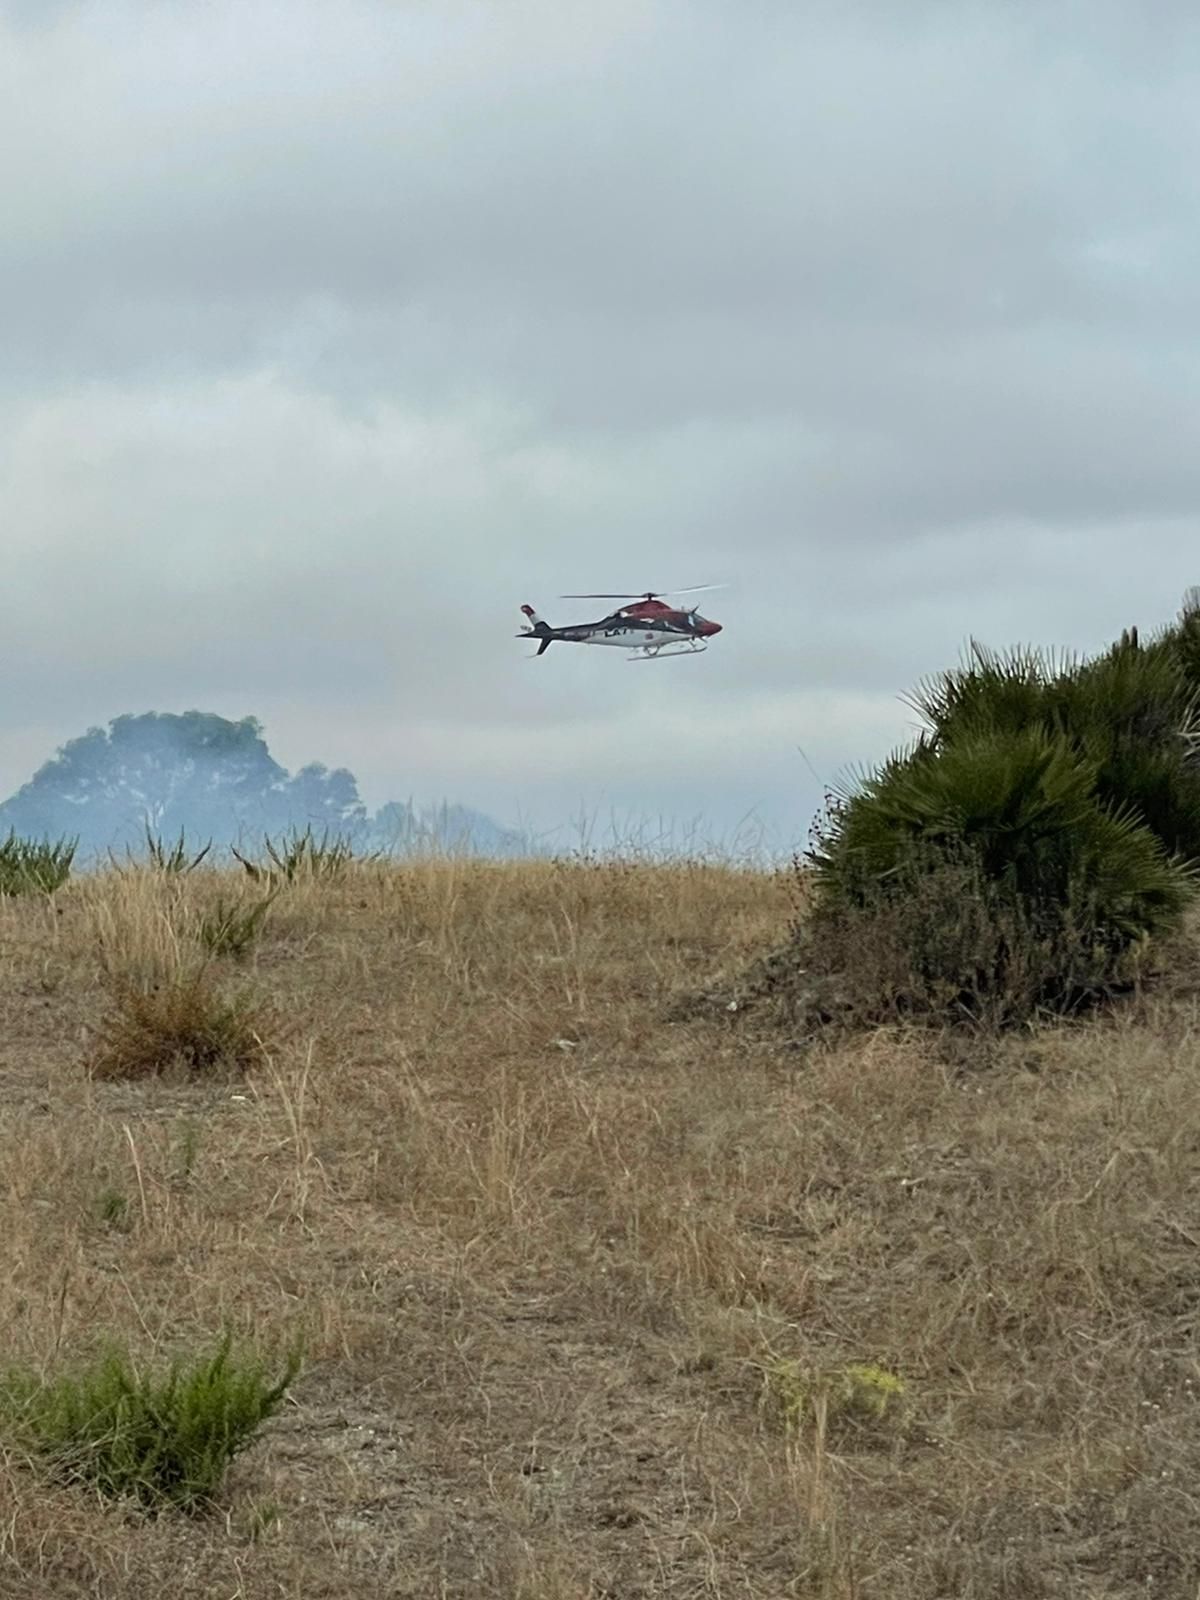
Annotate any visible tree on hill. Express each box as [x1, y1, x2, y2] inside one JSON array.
[[0, 711, 367, 857]]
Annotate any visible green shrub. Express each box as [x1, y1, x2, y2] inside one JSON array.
[[910, 638, 1200, 862], [0, 1333, 300, 1512], [0, 831, 76, 895], [808, 723, 1193, 1023], [805, 836, 1162, 1026], [816, 726, 1188, 932], [1144, 584, 1200, 693], [796, 595, 1200, 1030]]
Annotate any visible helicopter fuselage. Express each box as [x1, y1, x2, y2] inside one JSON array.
[[518, 602, 722, 659]]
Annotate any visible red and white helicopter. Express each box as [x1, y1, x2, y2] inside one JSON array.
[[517, 587, 725, 661]]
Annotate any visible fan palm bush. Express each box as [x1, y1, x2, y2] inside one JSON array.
[[804, 607, 1200, 1025], [808, 726, 1191, 1022], [1160, 584, 1200, 687], [909, 637, 1200, 862]]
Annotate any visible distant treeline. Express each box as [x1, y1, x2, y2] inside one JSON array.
[[0, 711, 532, 861]]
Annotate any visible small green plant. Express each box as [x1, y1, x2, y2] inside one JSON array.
[[0, 830, 77, 895], [94, 1185, 132, 1231], [763, 1357, 811, 1434], [142, 826, 212, 874], [832, 1363, 907, 1421], [88, 970, 276, 1080], [0, 1333, 301, 1513], [198, 890, 278, 960], [763, 1357, 906, 1436]]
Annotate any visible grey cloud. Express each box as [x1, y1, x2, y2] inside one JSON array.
[[3, 0, 1200, 846], [6, 7, 1194, 341]]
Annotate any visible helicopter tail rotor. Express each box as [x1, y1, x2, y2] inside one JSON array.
[[517, 603, 555, 654]]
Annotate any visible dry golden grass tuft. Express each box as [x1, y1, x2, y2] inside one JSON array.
[[86, 970, 277, 1080], [0, 855, 1197, 1596]]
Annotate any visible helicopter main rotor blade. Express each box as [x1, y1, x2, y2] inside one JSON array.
[[560, 584, 726, 600]]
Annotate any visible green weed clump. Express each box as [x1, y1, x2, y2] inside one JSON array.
[[764, 1358, 906, 1436], [0, 830, 76, 895], [232, 825, 369, 883], [88, 970, 275, 1079], [94, 1185, 132, 1231], [107, 828, 212, 875], [198, 891, 277, 960], [141, 827, 213, 874], [0, 1333, 300, 1513]]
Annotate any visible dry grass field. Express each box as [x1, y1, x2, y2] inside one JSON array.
[[0, 857, 1198, 1598]]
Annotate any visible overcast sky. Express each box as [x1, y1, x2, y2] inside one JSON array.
[[4, 0, 1200, 854]]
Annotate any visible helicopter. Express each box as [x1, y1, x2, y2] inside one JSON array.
[[517, 587, 725, 660]]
